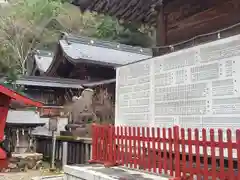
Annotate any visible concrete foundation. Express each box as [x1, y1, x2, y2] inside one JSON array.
[[31, 175, 64, 180], [64, 164, 170, 180]]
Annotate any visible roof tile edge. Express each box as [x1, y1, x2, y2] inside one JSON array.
[[63, 33, 152, 56]]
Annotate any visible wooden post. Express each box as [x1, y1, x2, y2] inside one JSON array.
[[154, 1, 167, 56], [49, 117, 58, 169], [51, 131, 56, 169], [62, 142, 68, 166], [81, 141, 84, 164], [85, 142, 89, 163]]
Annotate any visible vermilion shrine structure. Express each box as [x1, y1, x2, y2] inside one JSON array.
[[0, 84, 42, 160]]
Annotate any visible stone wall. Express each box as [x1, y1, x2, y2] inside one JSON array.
[[3, 153, 43, 172]]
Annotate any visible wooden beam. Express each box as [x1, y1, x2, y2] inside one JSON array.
[[165, 0, 228, 25], [151, 2, 168, 56], [168, 0, 235, 30], [154, 1, 167, 56]]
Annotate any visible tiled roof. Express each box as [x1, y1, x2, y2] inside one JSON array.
[[32, 117, 68, 136], [34, 50, 53, 73], [6, 110, 45, 125], [16, 76, 84, 89], [1, 76, 115, 89], [83, 78, 116, 87], [59, 34, 152, 67]]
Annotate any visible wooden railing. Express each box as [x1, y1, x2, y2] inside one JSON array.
[[90, 124, 240, 180], [34, 135, 92, 167]]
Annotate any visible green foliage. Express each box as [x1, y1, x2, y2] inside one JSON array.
[[0, 59, 18, 83], [93, 16, 153, 47], [4, 70, 19, 84], [0, 0, 63, 75], [54, 3, 153, 46], [94, 16, 120, 40], [116, 24, 153, 47]]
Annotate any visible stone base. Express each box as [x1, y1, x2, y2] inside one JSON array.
[[2, 153, 43, 172], [60, 131, 72, 136], [60, 130, 91, 138], [61, 124, 92, 138]]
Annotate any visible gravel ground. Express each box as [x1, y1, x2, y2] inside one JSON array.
[[0, 171, 42, 180], [0, 170, 63, 180]]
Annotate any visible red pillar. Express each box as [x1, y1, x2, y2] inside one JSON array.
[[0, 93, 10, 160]]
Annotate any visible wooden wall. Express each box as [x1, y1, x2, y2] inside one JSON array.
[[68, 63, 115, 80], [166, 0, 240, 44]]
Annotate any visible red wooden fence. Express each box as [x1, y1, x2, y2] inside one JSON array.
[[90, 124, 240, 180]]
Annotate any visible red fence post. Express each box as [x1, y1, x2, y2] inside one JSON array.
[[202, 129, 209, 179], [120, 126, 124, 165], [104, 125, 116, 167], [173, 126, 180, 178], [129, 126, 133, 168], [180, 128, 186, 178], [96, 125, 100, 162], [133, 127, 137, 169], [124, 126, 128, 167], [142, 127, 146, 170], [101, 125, 108, 163], [137, 127, 141, 169], [98, 125, 102, 162], [194, 129, 200, 180], [157, 127, 162, 174], [146, 127, 151, 172], [108, 125, 113, 165], [163, 128, 167, 173], [89, 123, 97, 163], [168, 128, 173, 176], [116, 126, 120, 163], [236, 129, 240, 179], [227, 129, 234, 180], [112, 125, 116, 164], [210, 129, 216, 180], [152, 127, 157, 173]]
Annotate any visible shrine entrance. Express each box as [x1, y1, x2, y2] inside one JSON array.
[[0, 84, 42, 162]]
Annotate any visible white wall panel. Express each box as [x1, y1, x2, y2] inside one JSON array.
[[116, 34, 240, 131]]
